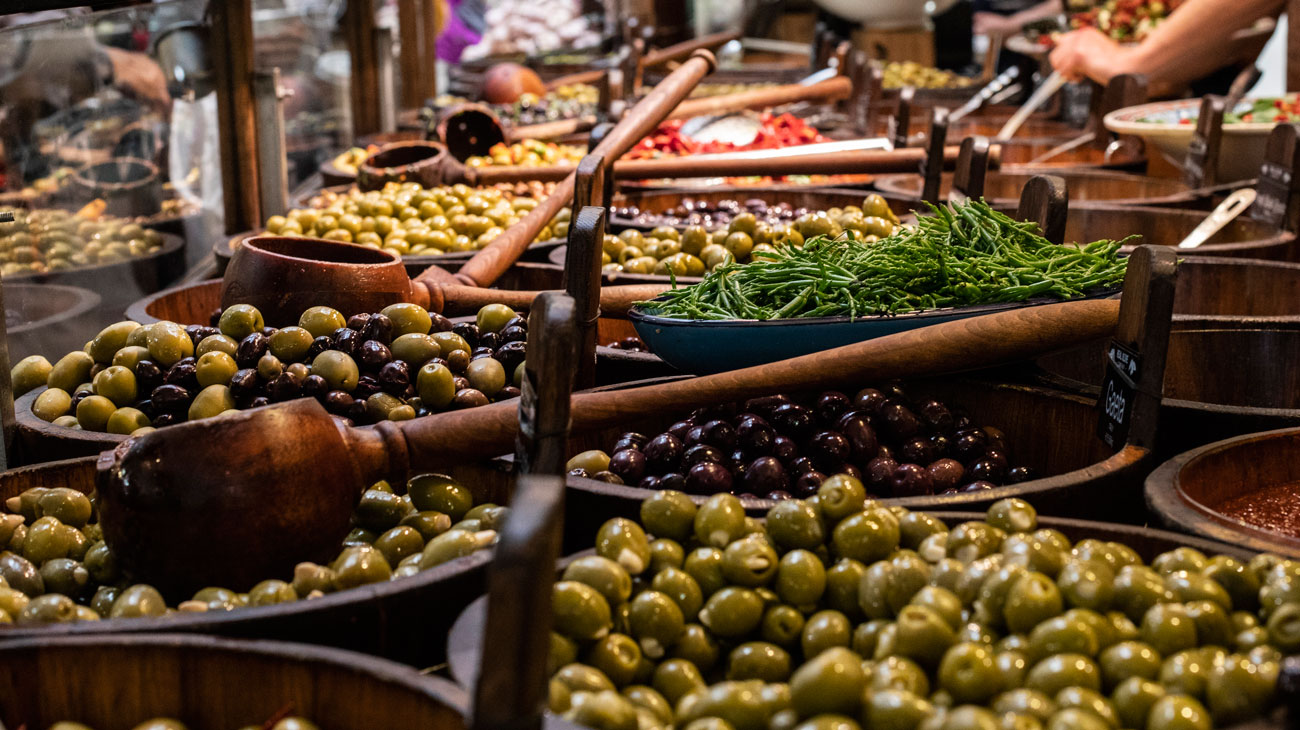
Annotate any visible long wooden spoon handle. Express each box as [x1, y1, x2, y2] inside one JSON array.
[[643, 30, 741, 67], [429, 283, 670, 316], [666, 76, 852, 121], [440, 52, 716, 291], [391, 297, 1120, 469]]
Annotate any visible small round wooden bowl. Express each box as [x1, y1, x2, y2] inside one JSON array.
[[446, 510, 1254, 689], [4, 283, 102, 363], [356, 141, 449, 191], [873, 169, 1210, 208], [0, 454, 515, 666], [15, 388, 123, 461], [0, 633, 471, 728], [5, 232, 187, 313], [559, 373, 1161, 526], [1146, 426, 1300, 557]]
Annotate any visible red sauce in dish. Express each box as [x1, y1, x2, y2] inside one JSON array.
[[1214, 482, 1300, 538]]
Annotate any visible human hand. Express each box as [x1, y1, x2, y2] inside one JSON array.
[[105, 46, 171, 117], [1049, 28, 1138, 83], [974, 11, 1021, 36]]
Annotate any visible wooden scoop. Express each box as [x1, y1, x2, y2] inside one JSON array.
[[542, 30, 743, 90], [97, 296, 1119, 591], [220, 51, 717, 320]]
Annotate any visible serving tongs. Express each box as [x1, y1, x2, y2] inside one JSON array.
[[997, 70, 1066, 140], [949, 66, 1021, 123]]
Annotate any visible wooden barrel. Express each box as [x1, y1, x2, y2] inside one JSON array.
[[0, 455, 515, 665], [876, 116, 1081, 147], [446, 511, 1255, 689], [557, 373, 1159, 539], [0, 634, 471, 729], [1171, 256, 1300, 329], [872, 169, 1210, 208], [999, 138, 1147, 172], [1146, 426, 1300, 557], [996, 203, 1296, 259], [4, 283, 102, 362], [213, 228, 565, 277]]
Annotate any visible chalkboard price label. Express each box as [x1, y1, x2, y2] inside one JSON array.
[[1098, 340, 1141, 449], [1253, 160, 1293, 228]]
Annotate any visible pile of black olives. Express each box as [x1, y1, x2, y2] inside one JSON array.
[[0, 473, 502, 625], [15, 301, 529, 434], [613, 194, 898, 234], [46, 717, 316, 730], [566, 383, 1034, 500]]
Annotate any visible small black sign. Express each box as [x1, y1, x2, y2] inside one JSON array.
[[1098, 340, 1141, 449], [1183, 136, 1207, 187], [1253, 160, 1293, 228]]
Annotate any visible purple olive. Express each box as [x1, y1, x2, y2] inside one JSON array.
[[793, 470, 827, 498], [743, 456, 787, 495], [743, 394, 791, 418], [228, 368, 262, 400], [378, 360, 411, 394], [668, 420, 695, 441], [773, 436, 799, 464], [683, 444, 727, 468], [815, 391, 851, 424], [866, 456, 898, 491], [686, 462, 733, 494], [808, 431, 850, 473], [268, 372, 302, 402], [927, 458, 965, 492], [984, 425, 1008, 452], [731, 454, 749, 481], [478, 331, 500, 351], [890, 463, 934, 497], [429, 313, 454, 333], [684, 425, 706, 447], [789, 457, 816, 476], [163, 358, 199, 392], [953, 429, 989, 462], [900, 437, 937, 466], [876, 444, 894, 460], [354, 374, 382, 400], [643, 433, 684, 474], [838, 415, 879, 462], [498, 386, 520, 400], [659, 473, 686, 491], [881, 381, 910, 404], [639, 476, 661, 490], [307, 336, 333, 359], [852, 388, 889, 415], [1006, 466, 1037, 484], [150, 384, 191, 414], [840, 463, 864, 482], [347, 313, 371, 331], [332, 327, 361, 356], [735, 416, 776, 457], [249, 396, 271, 409], [361, 313, 394, 345], [324, 390, 355, 415], [983, 449, 1010, 471], [300, 373, 329, 399], [235, 333, 269, 368], [614, 432, 649, 452], [610, 449, 648, 483], [492, 341, 527, 375], [930, 433, 952, 458], [470, 348, 495, 362], [917, 399, 955, 433], [152, 412, 179, 427], [134, 360, 164, 393], [700, 419, 738, 451], [960, 480, 996, 493], [767, 490, 792, 501], [881, 403, 923, 441], [357, 340, 392, 371], [968, 459, 1006, 484], [771, 403, 815, 440], [499, 325, 527, 344]]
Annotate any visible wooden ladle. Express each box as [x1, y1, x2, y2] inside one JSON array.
[[97, 295, 1120, 591], [220, 51, 719, 320]]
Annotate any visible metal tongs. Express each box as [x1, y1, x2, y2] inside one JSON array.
[[997, 70, 1067, 140], [950, 66, 1022, 123]]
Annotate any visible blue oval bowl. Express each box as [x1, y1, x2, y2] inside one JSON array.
[[629, 289, 1120, 375]]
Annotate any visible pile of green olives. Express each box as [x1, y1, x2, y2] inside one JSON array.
[[548, 481, 1297, 730], [601, 198, 902, 277], [0, 208, 167, 276], [48, 718, 316, 730], [881, 62, 976, 90], [0, 472, 503, 625], [13, 300, 529, 435], [263, 181, 569, 259]]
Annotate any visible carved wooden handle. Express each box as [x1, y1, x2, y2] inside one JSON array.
[[666, 76, 852, 121], [429, 283, 670, 316]]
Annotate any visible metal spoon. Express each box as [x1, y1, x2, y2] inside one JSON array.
[[1177, 188, 1257, 249]]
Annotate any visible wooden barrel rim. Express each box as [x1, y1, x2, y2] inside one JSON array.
[[871, 169, 1208, 208], [1146, 425, 1300, 557], [216, 229, 567, 270], [0, 231, 185, 284], [1027, 202, 1294, 256], [14, 387, 124, 450]]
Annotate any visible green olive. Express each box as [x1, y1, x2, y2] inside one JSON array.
[[432, 331, 471, 355], [32, 388, 72, 422], [332, 544, 392, 589], [219, 304, 265, 339], [640, 490, 697, 543], [106, 407, 151, 435], [146, 321, 194, 366], [268, 327, 313, 361], [476, 303, 517, 333], [567, 555, 634, 607], [48, 350, 93, 393], [695, 493, 746, 548], [790, 647, 865, 717], [297, 306, 345, 338], [391, 333, 440, 366], [311, 350, 360, 390], [554, 580, 614, 641], [87, 320, 141, 363], [75, 394, 116, 431], [110, 584, 167, 618], [112, 345, 153, 370], [417, 362, 456, 408], [466, 357, 506, 396], [11, 355, 52, 395], [189, 384, 236, 421]]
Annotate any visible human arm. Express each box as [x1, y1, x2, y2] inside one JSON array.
[[1049, 0, 1283, 86], [974, 0, 1065, 36]]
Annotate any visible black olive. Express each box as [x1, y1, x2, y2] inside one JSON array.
[[881, 403, 923, 441], [499, 325, 527, 344], [208, 308, 223, 327], [150, 384, 191, 414], [429, 313, 454, 333], [358, 340, 393, 371], [614, 432, 648, 452], [890, 463, 934, 497], [378, 361, 410, 394], [876, 444, 894, 460], [152, 412, 179, 427], [268, 372, 302, 402], [609, 449, 648, 483], [361, 313, 393, 344], [900, 436, 937, 466], [639, 475, 661, 490], [503, 315, 527, 331], [686, 461, 732, 494], [917, 399, 954, 433], [452, 322, 480, 347], [347, 313, 371, 331], [134, 360, 164, 393], [816, 391, 851, 425], [683, 425, 706, 447], [852, 388, 889, 415], [808, 430, 851, 473], [136, 399, 155, 418], [985, 426, 1008, 452], [667, 420, 695, 441], [771, 403, 815, 440], [452, 389, 489, 409], [261, 327, 277, 338], [967, 459, 1006, 484], [927, 458, 965, 492], [300, 373, 329, 398], [773, 435, 799, 464], [840, 463, 864, 483], [743, 456, 787, 495], [735, 415, 775, 458], [767, 490, 792, 501], [682, 444, 727, 469], [471, 347, 496, 361], [323, 390, 355, 415], [700, 419, 737, 451], [837, 414, 878, 461], [492, 340, 527, 375], [69, 390, 91, 410], [865, 456, 898, 491], [185, 324, 206, 346], [332, 327, 361, 356], [881, 381, 910, 404], [163, 358, 199, 392], [643, 433, 683, 474], [498, 385, 521, 400], [960, 480, 996, 493], [446, 349, 471, 373], [307, 336, 333, 359], [249, 396, 271, 408], [743, 394, 791, 419], [354, 374, 382, 399], [235, 333, 269, 368], [789, 456, 816, 475], [793, 470, 826, 498], [1005, 465, 1036, 483], [984, 448, 1010, 470], [229, 368, 262, 401], [952, 429, 989, 462], [930, 433, 952, 458], [346, 400, 368, 423]]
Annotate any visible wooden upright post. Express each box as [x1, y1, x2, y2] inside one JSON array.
[[345, 0, 384, 137], [210, 0, 261, 234]]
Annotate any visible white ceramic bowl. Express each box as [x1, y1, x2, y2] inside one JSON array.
[[1104, 95, 1296, 183], [812, 0, 929, 29]]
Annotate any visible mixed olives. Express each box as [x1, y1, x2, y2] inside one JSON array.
[[14, 301, 529, 434], [568, 382, 1031, 500], [602, 197, 902, 277], [427, 84, 600, 127], [549, 489, 1296, 730], [263, 181, 568, 258], [0, 472, 501, 625], [882, 62, 976, 90], [46, 718, 316, 730], [467, 139, 587, 168], [0, 208, 167, 276]]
